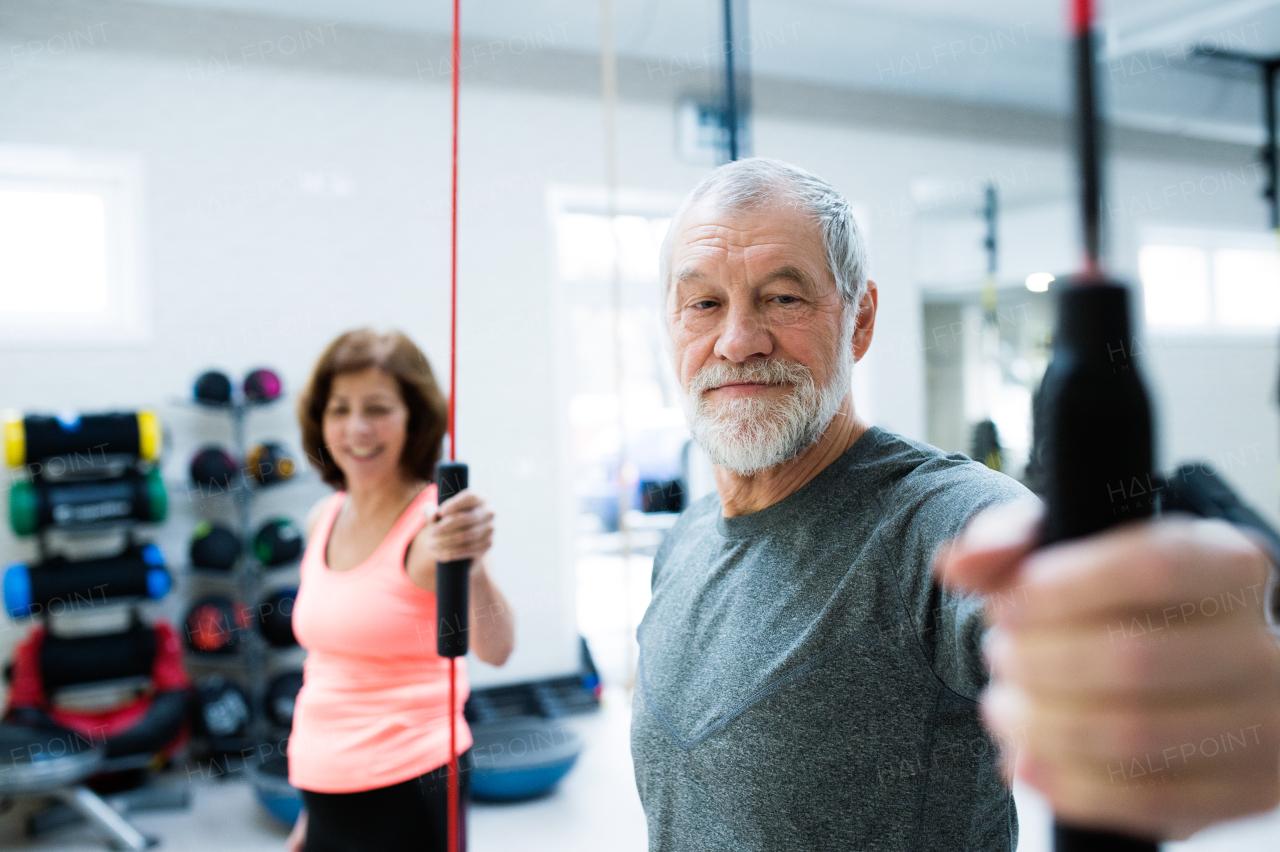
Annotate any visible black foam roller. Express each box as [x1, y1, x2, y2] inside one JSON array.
[[14, 412, 154, 467], [41, 623, 156, 692], [6, 545, 169, 618]]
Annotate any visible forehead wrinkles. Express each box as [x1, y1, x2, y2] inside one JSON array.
[[673, 223, 823, 288]]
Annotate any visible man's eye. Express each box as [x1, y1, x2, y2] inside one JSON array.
[[691, 300, 718, 310], [774, 295, 799, 305]]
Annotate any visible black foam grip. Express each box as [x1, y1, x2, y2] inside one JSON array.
[[1055, 823, 1158, 852], [435, 462, 471, 658], [1040, 284, 1155, 543], [1040, 283, 1158, 852]]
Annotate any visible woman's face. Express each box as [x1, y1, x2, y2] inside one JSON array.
[[322, 366, 411, 489]]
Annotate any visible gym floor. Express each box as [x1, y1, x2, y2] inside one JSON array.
[[1, 685, 1276, 851], [0, 687, 647, 852]]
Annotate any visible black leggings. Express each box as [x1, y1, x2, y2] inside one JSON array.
[[301, 751, 472, 852]]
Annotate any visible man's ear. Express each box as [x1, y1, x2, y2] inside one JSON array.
[[852, 280, 878, 362]]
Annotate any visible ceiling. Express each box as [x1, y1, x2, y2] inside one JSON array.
[[126, 0, 1280, 142]]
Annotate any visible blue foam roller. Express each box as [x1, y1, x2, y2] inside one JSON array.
[[4, 563, 31, 618]]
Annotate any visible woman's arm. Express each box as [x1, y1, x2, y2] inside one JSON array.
[[286, 810, 306, 852], [467, 555, 515, 666]]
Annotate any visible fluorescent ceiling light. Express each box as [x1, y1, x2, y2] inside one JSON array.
[[1025, 272, 1054, 292]]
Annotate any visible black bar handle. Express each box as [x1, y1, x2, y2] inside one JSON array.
[[1039, 283, 1159, 852], [434, 461, 470, 658]]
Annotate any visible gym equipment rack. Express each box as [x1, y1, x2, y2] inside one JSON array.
[[2, 411, 185, 851], [183, 385, 303, 758]]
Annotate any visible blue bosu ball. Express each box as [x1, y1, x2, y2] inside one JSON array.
[[251, 753, 303, 826], [468, 716, 583, 802]]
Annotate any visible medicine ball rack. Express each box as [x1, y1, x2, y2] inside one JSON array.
[[182, 383, 305, 761]]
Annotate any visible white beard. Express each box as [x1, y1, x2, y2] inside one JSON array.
[[682, 349, 853, 476]]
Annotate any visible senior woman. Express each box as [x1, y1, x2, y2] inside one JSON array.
[[285, 328, 514, 852]]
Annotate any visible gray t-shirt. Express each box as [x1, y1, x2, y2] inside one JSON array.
[[631, 427, 1034, 851]]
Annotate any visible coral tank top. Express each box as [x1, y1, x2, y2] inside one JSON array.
[[288, 486, 472, 793]]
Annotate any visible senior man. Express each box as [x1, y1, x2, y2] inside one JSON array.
[[630, 157, 1280, 850]]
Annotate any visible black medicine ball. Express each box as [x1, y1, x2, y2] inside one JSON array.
[[254, 518, 303, 566], [246, 442, 295, 486], [266, 670, 304, 729], [243, 368, 283, 403], [258, 587, 297, 647], [190, 521, 241, 571], [192, 675, 251, 739], [193, 370, 233, 406], [185, 595, 251, 654], [190, 446, 239, 488]]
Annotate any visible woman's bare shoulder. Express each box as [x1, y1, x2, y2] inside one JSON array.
[[305, 495, 334, 539]]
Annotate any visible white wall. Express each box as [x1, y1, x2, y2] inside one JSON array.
[[3, 9, 1276, 699], [0, 50, 596, 689]]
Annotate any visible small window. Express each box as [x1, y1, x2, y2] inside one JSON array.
[[0, 149, 145, 345], [1213, 249, 1280, 327], [1, 191, 108, 313], [556, 212, 671, 284], [1139, 229, 1280, 331], [1139, 245, 1210, 327]]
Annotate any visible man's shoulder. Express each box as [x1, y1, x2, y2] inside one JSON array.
[[849, 428, 1033, 517], [660, 492, 720, 548]]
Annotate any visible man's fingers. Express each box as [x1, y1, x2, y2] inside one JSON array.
[[994, 518, 1271, 629], [935, 499, 1042, 595], [985, 683, 1280, 779], [1015, 736, 1280, 840], [986, 621, 1280, 701]]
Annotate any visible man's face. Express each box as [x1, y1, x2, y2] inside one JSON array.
[[666, 198, 859, 474]]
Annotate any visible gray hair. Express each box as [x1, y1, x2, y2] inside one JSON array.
[[659, 158, 869, 313]]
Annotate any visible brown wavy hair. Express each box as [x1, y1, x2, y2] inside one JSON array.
[[298, 329, 448, 490]]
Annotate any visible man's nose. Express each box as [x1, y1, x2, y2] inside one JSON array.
[[713, 303, 773, 363]]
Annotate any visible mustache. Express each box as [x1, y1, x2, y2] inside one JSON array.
[[688, 359, 813, 397]]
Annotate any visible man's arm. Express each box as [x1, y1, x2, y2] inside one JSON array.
[[937, 501, 1280, 840]]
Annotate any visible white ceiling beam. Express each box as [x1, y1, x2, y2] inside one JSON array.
[[1103, 0, 1280, 60]]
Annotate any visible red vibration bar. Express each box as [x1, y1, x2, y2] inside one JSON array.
[[449, 0, 460, 463], [1072, 0, 1104, 280], [1072, 0, 1093, 36], [448, 656, 458, 851], [447, 1, 461, 851]]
